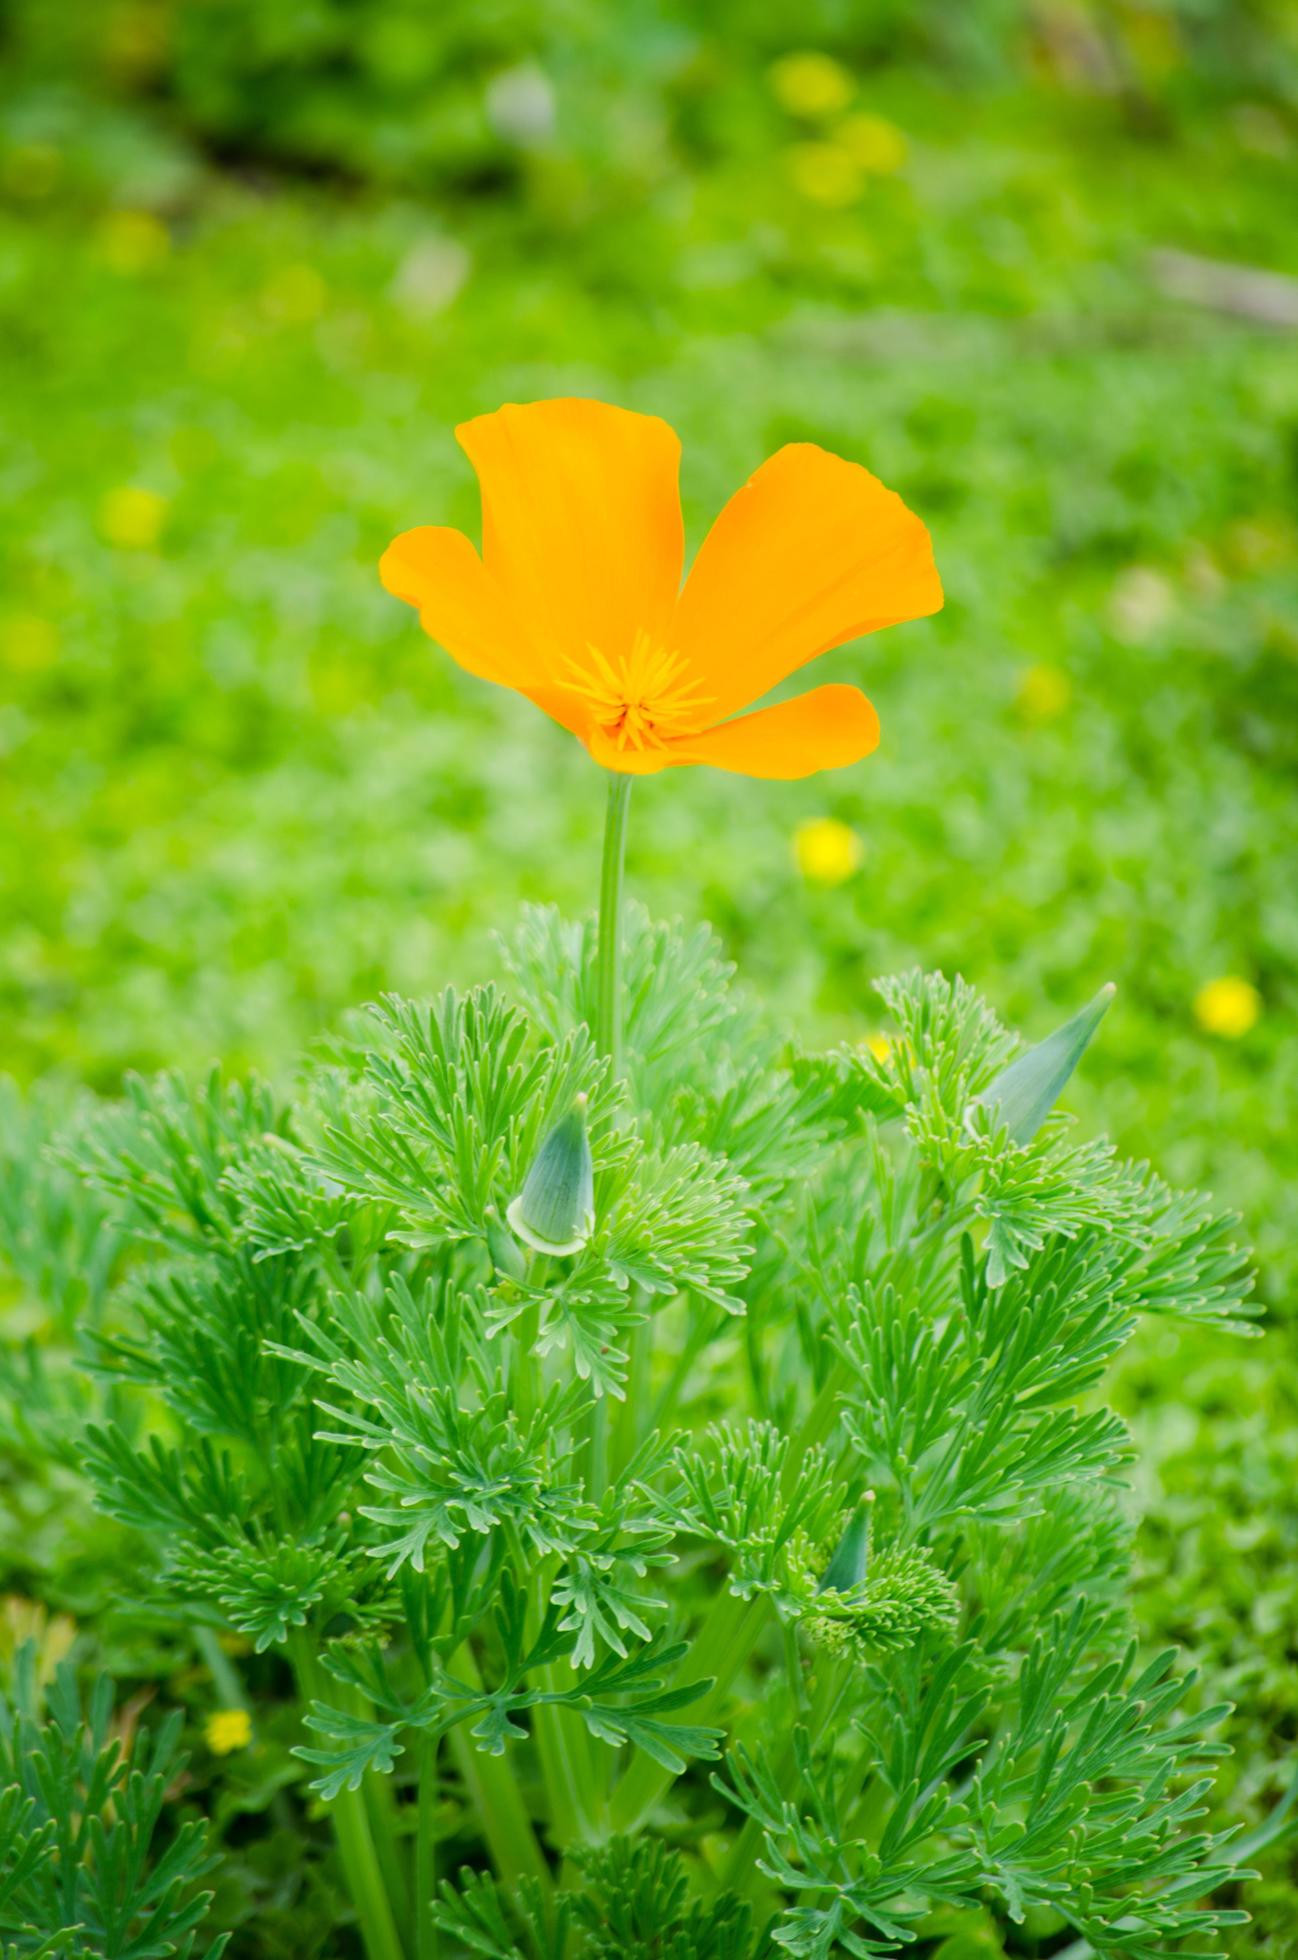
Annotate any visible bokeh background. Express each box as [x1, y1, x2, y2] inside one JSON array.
[[2, 0, 1297, 1945]]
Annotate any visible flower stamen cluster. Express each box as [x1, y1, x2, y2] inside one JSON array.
[[562, 632, 716, 753]]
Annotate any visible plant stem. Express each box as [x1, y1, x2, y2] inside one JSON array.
[[194, 1624, 246, 1710], [446, 1645, 552, 1897], [533, 1658, 600, 1847], [720, 1653, 848, 1899], [416, 1737, 439, 1960], [608, 1587, 769, 1833], [514, 1298, 542, 1427], [786, 1359, 847, 1489], [365, 1761, 412, 1935], [583, 1385, 610, 1504], [610, 1299, 652, 1482], [589, 770, 632, 1508], [595, 772, 633, 1082], [607, 1361, 847, 1836], [290, 1638, 407, 1960], [650, 1304, 723, 1432]]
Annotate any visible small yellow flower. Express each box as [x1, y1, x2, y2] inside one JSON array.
[[864, 1033, 893, 1063], [795, 816, 864, 885], [836, 112, 907, 175], [205, 1708, 253, 1755], [2, 615, 58, 674], [1015, 662, 1072, 723], [769, 51, 855, 119], [99, 486, 167, 551], [1194, 977, 1261, 1040], [98, 208, 170, 274], [262, 263, 327, 325], [786, 142, 863, 208]]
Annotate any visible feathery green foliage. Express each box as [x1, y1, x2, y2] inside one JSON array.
[[0, 903, 1261, 1957], [0, 1647, 226, 1959]]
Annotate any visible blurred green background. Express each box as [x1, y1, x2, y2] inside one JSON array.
[[2, 0, 1297, 1944]]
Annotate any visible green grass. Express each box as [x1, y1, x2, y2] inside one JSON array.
[[2, 61, 1297, 1946]]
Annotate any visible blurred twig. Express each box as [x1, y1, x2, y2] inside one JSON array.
[[1151, 249, 1298, 328]]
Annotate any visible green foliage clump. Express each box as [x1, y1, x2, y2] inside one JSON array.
[[0, 908, 1261, 1958], [0, 1646, 226, 1959]]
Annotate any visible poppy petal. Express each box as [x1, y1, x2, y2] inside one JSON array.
[[586, 683, 880, 779], [673, 443, 942, 719], [456, 399, 685, 685], [380, 525, 592, 734], [380, 526, 521, 687]]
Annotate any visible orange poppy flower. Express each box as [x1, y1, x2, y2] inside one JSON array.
[[380, 399, 942, 779]]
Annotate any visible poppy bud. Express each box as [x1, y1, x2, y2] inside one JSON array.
[[506, 1095, 595, 1258], [819, 1493, 875, 1595], [971, 983, 1115, 1147]]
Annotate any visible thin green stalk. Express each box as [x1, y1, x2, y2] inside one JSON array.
[[514, 1298, 542, 1427], [611, 1300, 652, 1482], [589, 770, 632, 1508], [533, 1658, 600, 1847], [364, 1759, 412, 1935], [194, 1625, 246, 1710], [290, 1638, 407, 1960], [447, 1645, 552, 1896], [786, 1358, 847, 1489], [608, 1361, 849, 1836], [416, 1737, 439, 1960], [511, 1299, 600, 1845], [500, 1512, 599, 1849], [608, 1588, 769, 1834], [649, 1304, 723, 1432], [584, 1393, 610, 1506], [595, 772, 633, 1081], [720, 1654, 848, 1899]]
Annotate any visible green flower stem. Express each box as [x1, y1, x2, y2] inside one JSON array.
[[447, 1645, 552, 1897], [787, 1359, 847, 1486], [595, 772, 633, 1081], [510, 1276, 600, 1846], [608, 1587, 769, 1834], [589, 770, 631, 1505], [290, 1638, 407, 1960], [194, 1624, 247, 1710], [416, 1737, 439, 1960], [649, 1305, 724, 1432], [533, 1659, 600, 1846], [610, 1302, 652, 1482], [609, 1361, 848, 1836], [720, 1653, 849, 1899], [514, 1299, 542, 1427], [365, 1762, 412, 1937], [582, 1389, 610, 1504]]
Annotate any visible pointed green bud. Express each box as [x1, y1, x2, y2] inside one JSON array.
[[506, 1095, 595, 1257], [484, 1205, 528, 1284], [819, 1493, 874, 1596], [971, 983, 1115, 1147]]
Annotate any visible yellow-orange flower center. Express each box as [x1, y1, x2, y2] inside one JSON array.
[[563, 630, 715, 751]]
